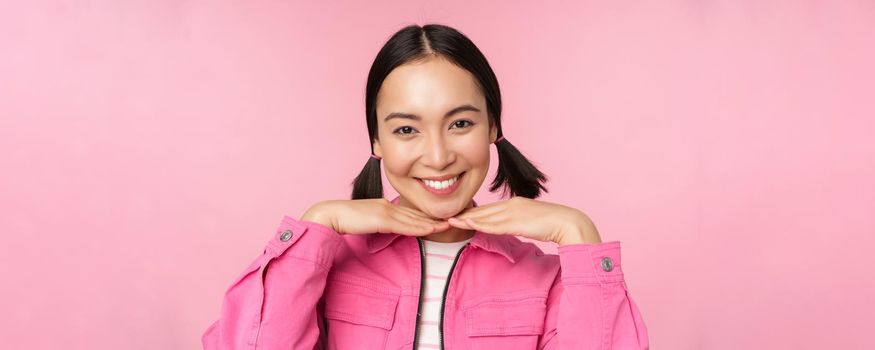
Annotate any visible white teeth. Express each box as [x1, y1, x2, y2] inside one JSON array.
[[420, 175, 458, 190]]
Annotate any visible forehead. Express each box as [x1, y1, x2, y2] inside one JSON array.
[[377, 56, 483, 117]]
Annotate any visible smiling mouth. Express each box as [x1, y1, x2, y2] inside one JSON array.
[[415, 171, 466, 192]]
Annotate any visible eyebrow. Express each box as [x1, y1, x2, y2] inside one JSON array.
[[384, 104, 481, 122]]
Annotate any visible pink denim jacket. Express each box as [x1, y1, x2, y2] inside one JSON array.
[[202, 196, 649, 349]]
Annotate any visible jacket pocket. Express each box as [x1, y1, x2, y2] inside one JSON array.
[[323, 274, 400, 349], [461, 290, 547, 350]]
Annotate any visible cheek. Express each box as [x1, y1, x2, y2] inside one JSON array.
[[461, 142, 491, 167], [382, 149, 417, 178], [384, 161, 410, 178], [382, 158, 414, 195]]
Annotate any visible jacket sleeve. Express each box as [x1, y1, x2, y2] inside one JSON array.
[[202, 215, 344, 349], [537, 241, 650, 350]]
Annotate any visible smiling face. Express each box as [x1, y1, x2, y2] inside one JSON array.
[[372, 55, 498, 220]]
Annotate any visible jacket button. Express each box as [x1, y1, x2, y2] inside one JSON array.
[[600, 256, 614, 272], [280, 229, 293, 242]]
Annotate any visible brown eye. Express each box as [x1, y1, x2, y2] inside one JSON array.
[[451, 120, 474, 129], [393, 126, 416, 135]]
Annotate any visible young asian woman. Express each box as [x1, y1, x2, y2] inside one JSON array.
[[202, 23, 649, 350]]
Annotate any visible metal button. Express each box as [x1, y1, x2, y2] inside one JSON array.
[[280, 229, 293, 242], [600, 256, 614, 272]]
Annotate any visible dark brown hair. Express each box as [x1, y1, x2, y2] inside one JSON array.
[[351, 23, 548, 200]]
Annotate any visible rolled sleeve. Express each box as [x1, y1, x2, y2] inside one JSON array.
[[264, 215, 344, 269], [557, 240, 624, 285]]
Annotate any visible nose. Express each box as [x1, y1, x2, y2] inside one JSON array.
[[422, 133, 454, 169]]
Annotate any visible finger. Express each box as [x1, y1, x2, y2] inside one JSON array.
[[453, 204, 508, 221], [388, 211, 446, 236], [458, 199, 511, 215], [392, 204, 447, 224], [393, 208, 449, 230], [390, 203, 425, 217], [458, 216, 512, 236], [465, 199, 507, 211], [448, 209, 508, 226], [384, 200, 442, 222], [446, 217, 473, 230], [383, 218, 434, 236]]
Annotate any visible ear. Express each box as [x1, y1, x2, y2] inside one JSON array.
[[373, 138, 383, 158], [489, 120, 498, 143]]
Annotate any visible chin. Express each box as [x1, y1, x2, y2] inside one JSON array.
[[429, 211, 455, 220], [420, 201, 467, 219]]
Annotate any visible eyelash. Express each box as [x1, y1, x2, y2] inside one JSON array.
[[392, 120, 475, 136]]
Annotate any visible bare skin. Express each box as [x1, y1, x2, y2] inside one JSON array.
[[370, 55, 498, 242], [301, 55, 602, 245], [300, 198, 449, 237], [302, 55, 496, 242]]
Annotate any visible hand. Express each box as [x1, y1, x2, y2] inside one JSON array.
[[446, 197, 602, 245], [301, 199, 451, 236]]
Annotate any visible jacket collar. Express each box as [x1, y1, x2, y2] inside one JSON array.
[[366, 195, 516, 264]]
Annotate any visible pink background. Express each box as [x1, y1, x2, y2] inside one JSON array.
[[2, 1, 874, 349]]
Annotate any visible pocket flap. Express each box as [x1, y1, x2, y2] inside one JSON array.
[[462, 292, 547, 337], [323, 276, 400, 330]]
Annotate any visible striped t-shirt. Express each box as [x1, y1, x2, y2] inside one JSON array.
[[415, 237, 472, 349]]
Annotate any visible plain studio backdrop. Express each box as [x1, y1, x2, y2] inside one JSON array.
[[1, 1, 873, 349]]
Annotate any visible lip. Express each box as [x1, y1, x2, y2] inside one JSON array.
[[416, 171, 465, 196], [416, 172, 463, 181]]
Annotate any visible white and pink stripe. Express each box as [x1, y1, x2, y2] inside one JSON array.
[[415, 237, 471, 349]]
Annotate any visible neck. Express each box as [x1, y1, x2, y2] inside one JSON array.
[[424, 225, 475, 243], [396, 196, 476, 243]]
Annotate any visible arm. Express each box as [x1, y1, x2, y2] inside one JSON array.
[[537, 241, 650, 350], [201, 214, 344, 349]]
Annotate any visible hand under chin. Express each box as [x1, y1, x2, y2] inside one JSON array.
[[421, 208, 461, 220]]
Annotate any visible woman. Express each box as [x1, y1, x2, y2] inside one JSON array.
[[202, 23, 649, 350]]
